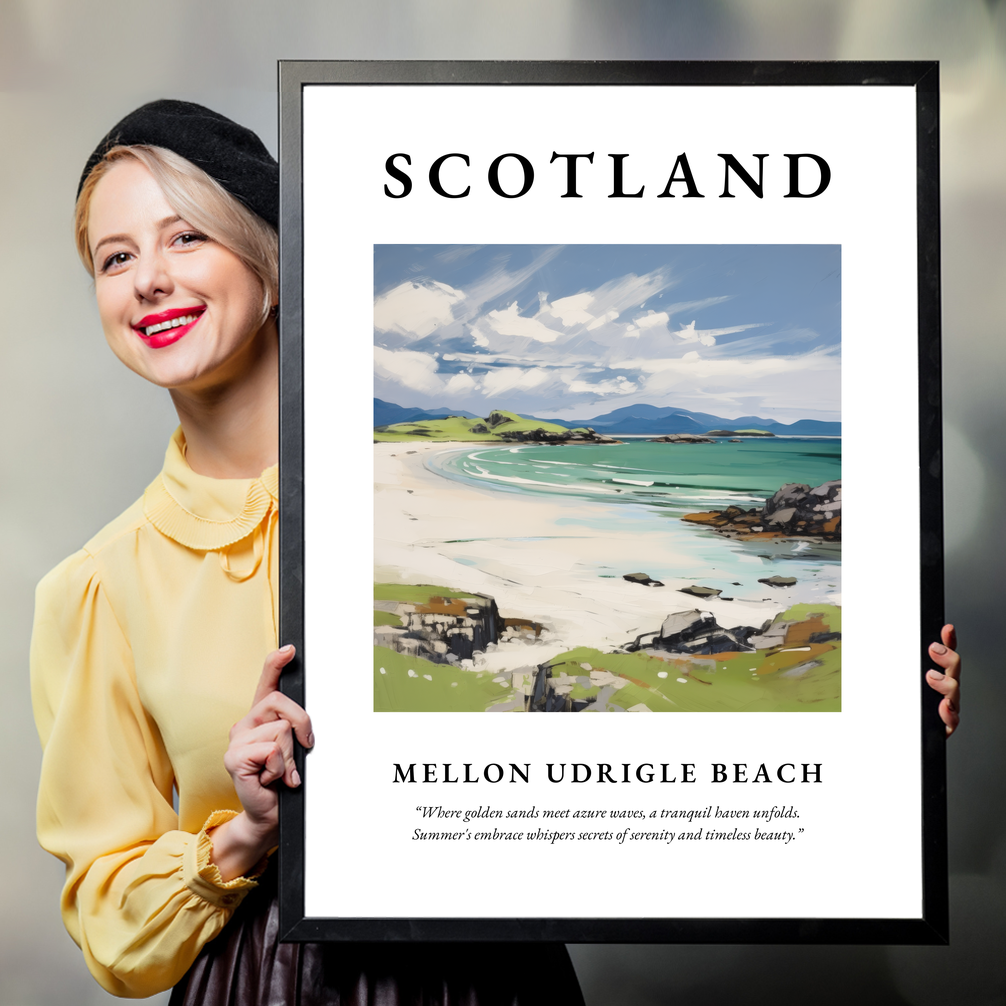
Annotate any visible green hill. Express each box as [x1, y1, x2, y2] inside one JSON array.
[[374, 409, 585, 443]]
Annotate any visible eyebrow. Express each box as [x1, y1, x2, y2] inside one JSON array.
[[91, 215, 185, 257]]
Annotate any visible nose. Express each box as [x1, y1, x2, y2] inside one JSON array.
[[133, 247, 173, 303]]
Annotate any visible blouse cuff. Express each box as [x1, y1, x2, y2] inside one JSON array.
[[183, 810, 269, 909]]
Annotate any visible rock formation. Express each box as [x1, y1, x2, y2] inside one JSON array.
[[705, 429, 775, 437], [682, 479, 841, 541], [622, 607, 841, 658], [375, 592, 544, 665], [497, 426, 622, 444], [648, 433, 714, 444], [623, 572, 665, 587]]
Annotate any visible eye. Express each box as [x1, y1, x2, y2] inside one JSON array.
[[100, 251, 132, 274], [172, 230, 208, 249]]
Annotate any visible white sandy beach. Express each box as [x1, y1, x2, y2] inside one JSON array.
[[374, 442, 835, 671]]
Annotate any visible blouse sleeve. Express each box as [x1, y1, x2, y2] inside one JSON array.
[[30, 549, 262, 998]]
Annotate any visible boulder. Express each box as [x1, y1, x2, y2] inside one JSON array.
[[766, 507, 797, 525], [623, 572, 665, 587], [679, 584, 722, 598], [758, 575, 797, 587], [648, 609, 756, 655]]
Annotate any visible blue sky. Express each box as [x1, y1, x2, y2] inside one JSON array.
[[374, 245, 840, 422]]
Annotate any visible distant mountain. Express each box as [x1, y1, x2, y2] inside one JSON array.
[[374, 399, 840, 437], [374, 399, 478, 427], [545, 404, 841, 437]]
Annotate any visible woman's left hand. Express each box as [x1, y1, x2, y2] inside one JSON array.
[[926, 624, 960, 737], [209, 645, 313, 881]]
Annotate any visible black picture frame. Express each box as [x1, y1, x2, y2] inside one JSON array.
[[277, 60, 945, 944]]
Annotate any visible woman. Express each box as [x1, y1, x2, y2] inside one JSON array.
[[32, 99, 962, 1003], [31, 100, 586, 1003]]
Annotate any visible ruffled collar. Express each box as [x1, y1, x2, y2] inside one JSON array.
[[143, 428, 278, 551]]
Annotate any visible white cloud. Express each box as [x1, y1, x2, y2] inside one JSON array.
[[615, 347, 837, 380], [567, 376, 638, 395], [374, 280, 464, 338], [608, 348, 840, 412], [373, 252, 838, 419], [548, 292, 596, 326], [482, 367, 553, 396], [484, 302, 563, 343], [445, 372, 478, 395], [586, 310, 620, 331], [675, 319, 763, 347], [634, 310, 670, 329], [374, 346, 444, 395]]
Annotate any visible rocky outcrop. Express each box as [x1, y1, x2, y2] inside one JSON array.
[[527, 661, 632, 712], [648, 434, 714, 444], [681, 479, 841, 541], [469, 411, 516, 434], [705, 429, 775, 437], [497, 427, 622, 444], [624, 609, 763, 656], [375, 591, 545, 665], [623, 607, 842, 658]]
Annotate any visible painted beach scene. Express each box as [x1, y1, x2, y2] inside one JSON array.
[[373, 245, 841, 713]]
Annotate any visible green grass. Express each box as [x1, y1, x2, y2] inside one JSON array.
[[542, 642, 839, 713], [374, 409, 575, 442], [375, 582, 485, 604], [374, 646, 522, 712], [781, 602, 841, 633]]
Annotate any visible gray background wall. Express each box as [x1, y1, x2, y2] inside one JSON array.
[[2, 2, 1003, 1003]]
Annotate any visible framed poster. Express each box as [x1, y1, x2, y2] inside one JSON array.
[[277, 61, 946, 943]]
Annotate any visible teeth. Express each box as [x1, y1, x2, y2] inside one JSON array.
[[142, 313, 199, 337]]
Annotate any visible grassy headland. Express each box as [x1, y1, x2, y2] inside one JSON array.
[[374, 409, 599, 443]]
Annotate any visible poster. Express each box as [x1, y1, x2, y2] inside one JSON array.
[[278, 62, 945, 942]]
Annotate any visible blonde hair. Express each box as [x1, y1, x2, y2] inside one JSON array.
[[75, 145, 278, 322]]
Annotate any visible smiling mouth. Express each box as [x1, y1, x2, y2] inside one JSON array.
[[135, 307, 206, 338]]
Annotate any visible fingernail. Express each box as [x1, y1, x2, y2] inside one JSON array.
[[291, 768, 301, 787], [931, 643, 947, 654], [307, 732, 315, 748], [928, 670, 944, 680], [280, 644, 295, 654]]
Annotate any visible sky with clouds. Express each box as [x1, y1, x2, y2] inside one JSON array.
[[374, 244, 840, 422]]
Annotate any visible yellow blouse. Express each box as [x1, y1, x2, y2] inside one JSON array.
[[31, 429, 279, 998]]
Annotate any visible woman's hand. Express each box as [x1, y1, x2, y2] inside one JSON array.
[[926, 624, 961, 738], [209, 645, 314, 881]]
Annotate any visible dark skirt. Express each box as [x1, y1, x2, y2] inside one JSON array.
[[169, 870, 585, 1006]]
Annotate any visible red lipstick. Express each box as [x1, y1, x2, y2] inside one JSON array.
[[132, 306, 206, 349]]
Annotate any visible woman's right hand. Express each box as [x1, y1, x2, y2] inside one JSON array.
[[209, 645, 314, 881]]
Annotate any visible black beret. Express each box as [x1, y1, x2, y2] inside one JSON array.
[[78, 99, 278, 228]]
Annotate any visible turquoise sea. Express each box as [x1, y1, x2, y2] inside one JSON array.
[[427, 438, 842, 601]]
